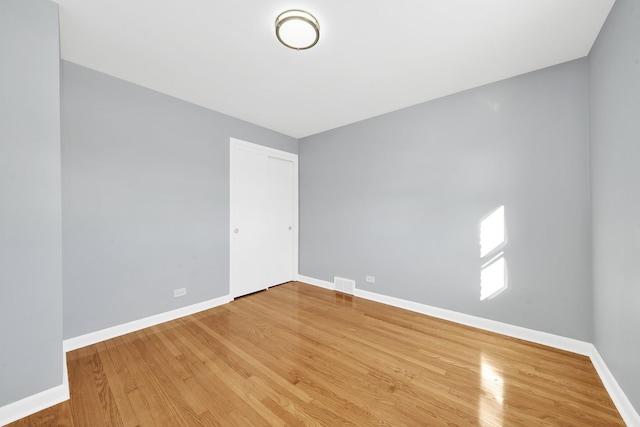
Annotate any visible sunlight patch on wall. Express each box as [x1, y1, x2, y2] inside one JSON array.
[[480, 206, 505, 257], [480, 206, 507, 300], [481, 256, 506, 301]]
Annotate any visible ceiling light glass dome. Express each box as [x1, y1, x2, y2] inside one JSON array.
[[275, 10, 319, 50]]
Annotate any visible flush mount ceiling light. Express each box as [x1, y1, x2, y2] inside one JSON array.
[[275, 9, 319, 50]]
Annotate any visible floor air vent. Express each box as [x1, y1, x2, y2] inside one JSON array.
[[334, 277, 355, 295]]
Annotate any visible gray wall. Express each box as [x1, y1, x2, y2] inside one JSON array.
[[0, 0, 63, 407], [299, 59, 593, 341], [590, 0, 640, 412], [62, 62, 297, 339]]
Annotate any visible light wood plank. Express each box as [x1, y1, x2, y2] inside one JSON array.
[[9, 282, 624, 426]]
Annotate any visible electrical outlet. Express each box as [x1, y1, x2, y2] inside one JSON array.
[[366, 275, 375, 283], [174, 288, 187, 297]]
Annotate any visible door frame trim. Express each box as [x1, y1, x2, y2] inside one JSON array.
[[229, 138, 299, 298]]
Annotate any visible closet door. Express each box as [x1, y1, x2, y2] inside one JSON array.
[[230, 139, 297, 298], [266, 156, 295, 286]]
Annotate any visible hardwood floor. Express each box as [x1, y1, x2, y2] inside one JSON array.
[[9, 282, 623, 426]]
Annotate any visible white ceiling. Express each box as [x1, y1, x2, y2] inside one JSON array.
[[54, 0, 615, 138]]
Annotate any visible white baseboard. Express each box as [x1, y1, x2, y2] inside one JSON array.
[[0, 352, 69, 427], [296, 274, 334, 290], [61, 348, 69, 398], [589, 347, 640, 426], [64, 294, 232, 352], [6, 279, 638, 426], [353, 288, 593, 356], [298, 275, 639, 425], [2, 295, 232, 425]]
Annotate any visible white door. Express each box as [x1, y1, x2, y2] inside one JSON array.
[[267, 156, 294, 285], [230, 139, 297, 298]]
